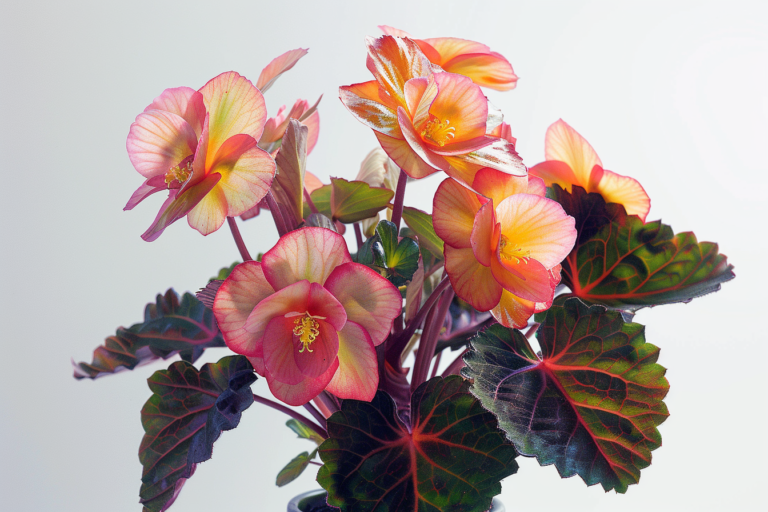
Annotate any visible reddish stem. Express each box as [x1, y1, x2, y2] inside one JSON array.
[[264, 191, 288, 237], [354, 222, 364, 251], [304, 187, 319, 214], [525, 322, 540, 339], [227, 217, 252, 261], [252, 394, 327, 438], [441, 348, 469, 377], [430, 350, 443, 379], [411, 287, 454, 391], [303, 402, 328, 428], [390, 169, 407, 230]]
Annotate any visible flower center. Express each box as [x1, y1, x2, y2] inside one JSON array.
[[164, 160, 193, 188], [498, 234, 531, 264], [293, 313, 321, 353], [421, 117, 455, 147]]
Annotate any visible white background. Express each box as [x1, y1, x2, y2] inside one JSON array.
[[1, 1, 766, 511]]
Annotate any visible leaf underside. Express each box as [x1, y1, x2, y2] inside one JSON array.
[[463, 296, 669, 493], [318, 376, 518, 512], [139, 356, 256, 512], [551, 185, 734, 312], [73, 289, 225, 379]]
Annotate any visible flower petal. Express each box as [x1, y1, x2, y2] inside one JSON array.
[[432, 177, 482, 249], [526, 176, 547, 197], [324, 262, 402, 346], [442, 51, 518, 91], [444, 245, 502, 311], [144, 86, 206, 138], [293, 319, 339, 379], [261, 227, 352, 290], [404, 76, 438, 129], [397, 106, 450, 172], [378, 25, 412, 37], [596, 169, 651, 221], [256, 48, 308, 94], [544, 119, 602, 187], [428, 72, 487, 143], [265, 358, 339, 406], [490, 252, 553, 303], [470, 201, 497, 267], [355, 148, 389, 187], [303, 109, 320, 155], [339, 80, 401, 137], [199, 71, 267, 170], [365, 35, 435, 106], [213, 261, 275, 370], [374, 131, 439, 179], [245, 280, 311, 344], [263, 316, 307, 385], [490, 289, 536, 329], [420, 37, 490, 65], [141, 173, 221, 241], [325, 321, 378, 401], [444, 138, 526, 186], [495, 194, 577, 269], [186, 179, 228, 236], [127, 110, 197, 178], [471, 167, 529, 206], [528, 160, 580, 191], [427, 136, 495, 156], [124, 175, 167, 211]]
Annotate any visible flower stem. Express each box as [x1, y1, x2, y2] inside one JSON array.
[[525, 322, 540, 339], [252, 394, 327, 438], [265, 191, 288, 237], [354, 222, 364, 251], [303, 402, 328, 428], [390, 169, 408, 230], [227, 217, 252, 261], [411, 286, 454, 392], [430, 349, 443, 379]]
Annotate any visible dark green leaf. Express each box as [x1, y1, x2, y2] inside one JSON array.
[[210, 261, 239, 282], [139, 355, 257, 511], [552, 185, 734, 311], [402, 206, 444, 259], [276, 449, 318, 487], [330, 178, 394, 224], [286, 419, 325, 445], [318, 376, 518, 512], [463, 296, 669, 493], [354, 234, 386, 268], [376, 220, 420, 286], [73, 289, 225, 379]]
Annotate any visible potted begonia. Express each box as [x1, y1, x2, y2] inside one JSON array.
[[74, 25, 734, 512]]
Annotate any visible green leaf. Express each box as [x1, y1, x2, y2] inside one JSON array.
[[402, 206, 444, 259], [210, 261, 240, 282], [330, 177, 394, 224], [272, 120, 309, 226], [552, 185, 734, 311], [376, 219, 420, 286], [307, 184, 332, 219], [276, 449, 318, 487], [286, 419, 325, 445], [354, 233, 386, 268], [139, 356, 257, 511], [463, 296, 669, 493], [318, 376, 518, 512], [73, 289, 225, 379]]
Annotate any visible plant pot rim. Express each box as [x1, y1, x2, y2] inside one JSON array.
[[287, 489, 505, 512]]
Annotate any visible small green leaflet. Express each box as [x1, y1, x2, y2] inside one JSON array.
[[401, 206, 444, 259], [276, 449, 318, 487], [286, 419, 325, 445]]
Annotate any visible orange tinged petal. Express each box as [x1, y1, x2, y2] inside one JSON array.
[[490, 252, 553, 303], [339, 80, 401, 137], [470, 202, 497, 267], [404, 76, 437, 129], [144, 86, 206, 138], [127, 110, 197, 179], [325, 321, 378, 401], [199, 71, 267, 171], [526, 176, 547, 197], [446, 138, 526, 183], [528, 160, 580, 191], [427, 73, 487, 144], [544, 119, 602, 187], [490, 289, 536, 329], [596, 169, 651, 221], [420, 37, 490, 65], [444, 245, 502, 311], [256, 48, 308, 94], [495, 194, 576, 269], [442, 51, 518, 91], [374, 130, 439, 179], [396, 106, 449, 173], [186, 180, 228, 235], [213, 261, 275, 367], [472, 167, 529, 206], [433, 177, 482, 249], [261, 227, 352, 290], [265, 359, 338, 407], [378, 25, 412, 38], [365, 35, 435, 107]]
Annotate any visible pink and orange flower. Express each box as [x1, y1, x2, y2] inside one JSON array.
[[379, 26, 518, 91], [433, 169, 577, 328], [258, 98, 320, 155], [125, 72, 275, 241], [529, 119, 651, 221], [213, 227, 402, 406], [339, 36, 525, 187]]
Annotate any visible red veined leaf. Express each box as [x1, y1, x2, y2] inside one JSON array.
[[463, 296, 669, 493], [317, 376, 518, 512]]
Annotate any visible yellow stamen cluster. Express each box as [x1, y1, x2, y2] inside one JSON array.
[[164, 161, 193, 188], [421, 117, 456, 147], [498, 234, 531, 264], [293, 314, 320, 353]]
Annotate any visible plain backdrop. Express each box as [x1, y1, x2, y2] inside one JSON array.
[[1, 1, 766, 511]]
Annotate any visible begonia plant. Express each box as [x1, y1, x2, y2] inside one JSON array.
[[74, 26, 734, 512]]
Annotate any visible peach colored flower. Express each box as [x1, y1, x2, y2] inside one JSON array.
[[379, 25, 517, 91], [529, 119, 651, 221], [339, 35, 524, 187], [213, 227, 402, 405], [258, 98, 320, 155], [125, 72, 275, 241], [433, 169, 577, 328]]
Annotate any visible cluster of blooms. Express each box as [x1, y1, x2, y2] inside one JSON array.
[[124, 27, 650, 407]]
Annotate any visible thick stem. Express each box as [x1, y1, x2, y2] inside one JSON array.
[[411, 287, 454, 391], [525, 322, 540, 339], [304, 187, 319, 215], [390, 169, 408, 230], [252, 394, 327, 438], [315, 391, 340, 415], [354, 222, 364, 251], [303, 402, 328, 428], [227, 217, 252, 261], [265, 191, 289, 237], [430, 350, 443, 379]]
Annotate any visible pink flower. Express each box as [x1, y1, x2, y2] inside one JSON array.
[[125, 72, 275, 241], [213, 227, 402, 406], [258, 99, 320, 155]]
